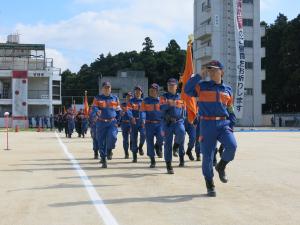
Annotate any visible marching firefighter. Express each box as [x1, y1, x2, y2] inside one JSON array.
[[75, 109, 83, 137], [120, 92, 133, 159], [92, 81, 120, 168], [66, 108, 75, 138], [160, 78, 186, 174], [128, 86, 146, 163], [141, 83, 163, 168], [185, 60, 237, 197]]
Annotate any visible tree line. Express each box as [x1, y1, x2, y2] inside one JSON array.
[[61, 13, 300, 114]]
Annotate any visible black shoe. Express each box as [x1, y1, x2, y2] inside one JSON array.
[[215, 160, 229, 183], [186, 148, 195, 161], [124, 152, 129, 159], [132, 152, 137, 163], [179, 156, 185, 167], [166, 161, 174, 174], [172, 143, 179, 157], [205, 179, 216, 197], [150, 157, 156, 168], [196, 153, 201, 161], [154, 144, 163, 158], [158, 148, 163, 158], [94, 152, 99, 159], [138, 145, 144, 156], [107, 150, 113, 160], [101, 158, 107, 168]]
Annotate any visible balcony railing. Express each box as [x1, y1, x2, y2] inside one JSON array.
[[195, 24, 212, 39], [28, 90, 49, 99]]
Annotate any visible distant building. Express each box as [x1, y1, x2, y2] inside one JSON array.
[[98, 70, 148, 100], [194, 0, 266, 126], [0, 34, 61, 128]]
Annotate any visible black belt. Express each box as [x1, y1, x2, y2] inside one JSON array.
[[97, 118, 116, 122], [146, 120, 161, 124]]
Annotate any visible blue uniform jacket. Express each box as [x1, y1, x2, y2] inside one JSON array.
[[120, 102, 133, 123], [141, 97, 162, 121], [159, 92, 186, 121], [92, 94, 120, 121], [128, 97, 146, 121], [184, 74, 236, 127]]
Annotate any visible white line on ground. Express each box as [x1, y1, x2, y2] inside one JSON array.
[[55, 132, 119, 225]]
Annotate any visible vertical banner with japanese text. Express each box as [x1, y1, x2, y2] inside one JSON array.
[[233, 0, 246, 119]]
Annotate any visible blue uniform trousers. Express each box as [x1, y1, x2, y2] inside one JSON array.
[[91, 126, 98, 153], [195, 122, 201, 155], [145, 123, 163, 158], [163, 120, 185, 162], [200, 120, 237, 181], [184, 120, 196, 150], [121, 123, 131, 152], [130, 119, 146, 153], [96, 120, 118, 158]]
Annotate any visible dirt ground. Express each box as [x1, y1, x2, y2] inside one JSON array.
[[0, 130, 299, 225]]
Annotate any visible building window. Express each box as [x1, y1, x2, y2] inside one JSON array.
[[244, 40, 253, 48], [202, 2, 205, 11], [243, 0, 253, 3], [53, 80, 60, 85], [245, 88, 253, 96], [243, 19, 253, 26], [202, 0, 211, 12], [245, 62, 253, 69]]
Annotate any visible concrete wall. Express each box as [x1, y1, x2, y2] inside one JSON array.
[[194, 0, 265, 126], [99, 71, 148, 100]]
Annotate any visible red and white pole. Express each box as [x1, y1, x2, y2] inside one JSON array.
[[4, 112, 10, 150]]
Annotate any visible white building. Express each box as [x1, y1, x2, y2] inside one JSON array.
[[194, 0, 266, 126], [0, 34, 61, 128]]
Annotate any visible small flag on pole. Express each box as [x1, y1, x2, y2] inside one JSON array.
[[73, 100, 76, 113], [84, 91, 89, 116]]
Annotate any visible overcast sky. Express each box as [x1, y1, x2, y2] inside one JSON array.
[[0, 0, 299, 72]]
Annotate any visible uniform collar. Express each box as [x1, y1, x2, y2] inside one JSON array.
[[209, 80, 224, 87]]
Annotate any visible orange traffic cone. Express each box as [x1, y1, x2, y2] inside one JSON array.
[[15, 125, 19, 132]]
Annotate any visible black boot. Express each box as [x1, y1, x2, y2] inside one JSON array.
[[94, 151, 99, 159], [186, 147, 195, 161], [150, 157, 156, 168], [218, 144, 224, 157], [196, 153, 201, 161], [166, 161, 174, 174], [215, 160, 229, 183], [101, 158, 107, 168], [107, 150, 113, 160], [132, 152, 137, 163], [138, 144, 144, 156], [205, 179, 216, 197], [172, 143, 179, 157], [124, 150, 129, 159], [179, 156, 185, 167]]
